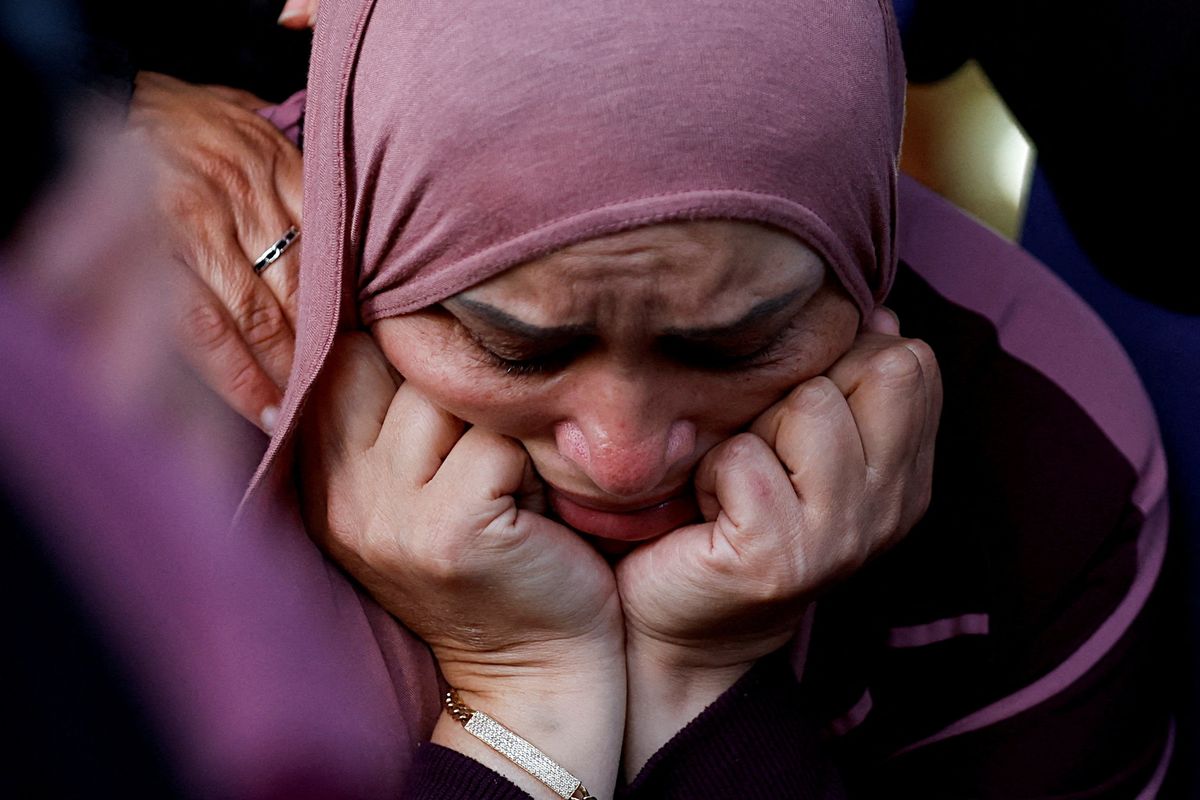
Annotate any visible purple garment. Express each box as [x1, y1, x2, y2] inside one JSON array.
[[0, 136, 438, 799]]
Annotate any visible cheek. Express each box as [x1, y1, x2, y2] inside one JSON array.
[[699, 311, 858, 432], [372, 317, 553, 436]]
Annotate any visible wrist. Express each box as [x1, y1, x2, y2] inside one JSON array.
[[622, 631, 756, 783], [432, 656, 625, 800]]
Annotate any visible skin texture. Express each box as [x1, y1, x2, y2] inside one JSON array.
[[277, 0, 321, 29], [129, 7, 319, 432], [130, 71, 303, 433], [301, 220, 941, 797]]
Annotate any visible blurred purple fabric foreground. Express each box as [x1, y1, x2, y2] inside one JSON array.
[[0, 132, 435, 799]]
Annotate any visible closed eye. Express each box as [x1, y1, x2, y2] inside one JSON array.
[[473, 342, 586, 376], [657, 326, 792, 371]]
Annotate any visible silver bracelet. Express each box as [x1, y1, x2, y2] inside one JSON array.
[[445, 689, 598, 800]]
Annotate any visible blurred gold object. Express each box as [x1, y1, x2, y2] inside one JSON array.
[[901, 61, 1035, 241]]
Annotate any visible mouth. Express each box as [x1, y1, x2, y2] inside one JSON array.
[[546, 486, 700, 542]]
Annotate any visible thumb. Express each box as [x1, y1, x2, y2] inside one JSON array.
[[303, 332, 398, 469]]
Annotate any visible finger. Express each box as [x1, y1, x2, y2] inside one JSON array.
[[199, 84, 270, 111], [430, 429, 580, 560], [187, 218, 296, 390], [692, 433, 799, 542], [434, 427, 530, 505], [374, 382, 467, 489], [261, 147, 305, 326], [248, 205, 302, 330], [427, 428, 530, 560], [227, 137, 303, 328], [749, 378, 865, 505], [174, 267, 282, 432], [305, 332, 398, 468], [273, 143, 304, 228], [824, 336, 938, 476], [865, 305, 900, 336]]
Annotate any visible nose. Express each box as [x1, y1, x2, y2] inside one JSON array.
[[554, 386, 696, 498]]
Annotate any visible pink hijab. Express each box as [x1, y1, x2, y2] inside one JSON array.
[[248, 0, 905, 491], [242, 0, 904, 787]]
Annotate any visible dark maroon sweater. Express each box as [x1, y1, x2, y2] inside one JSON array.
[[402, 653, 845, 799]]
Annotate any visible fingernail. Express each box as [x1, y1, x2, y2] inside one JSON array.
[[261, 405, 280, 434], [867, 307, 901, 336], [277, 2, 305, 26]]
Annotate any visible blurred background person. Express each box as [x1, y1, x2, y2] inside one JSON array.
[[2, 2, 432, 797]]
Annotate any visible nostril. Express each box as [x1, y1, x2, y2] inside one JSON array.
[[665, 420, 696, 464], [555, 420, 591, 466], [555, 418, 694, 497]]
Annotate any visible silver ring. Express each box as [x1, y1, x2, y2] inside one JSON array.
[[253, 226, 300, 274]]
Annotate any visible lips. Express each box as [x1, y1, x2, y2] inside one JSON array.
[[547, 486, 700, 541]]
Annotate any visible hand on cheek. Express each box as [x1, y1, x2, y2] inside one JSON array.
[[300, 333, 623, 685], [616, 309, 941, 776]]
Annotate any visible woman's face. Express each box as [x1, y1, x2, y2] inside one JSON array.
[[372, 220, 859, 544]]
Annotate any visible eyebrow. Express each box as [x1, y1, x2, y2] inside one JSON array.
[[451, 286, 810, 341], [449, 297, 594, 341], [662, 286, 809, 340]]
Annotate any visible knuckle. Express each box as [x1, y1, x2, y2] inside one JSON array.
[[238, 116, 291, 161], [873, 501, 904, 543], [162, 184, 208, 223], [745, 567, 792, 604], [233, 299, 290, 351], [409, 536, 463, 583], [179, 299, 232, 352], [831, 530, 871, 578], [786, 377, 838, 410], [903, 338, 938, 375], [867, 343, 923, 384], [216, 155, 257, 207], [223, 356, 267, 400], [721, 432, 765, 464]]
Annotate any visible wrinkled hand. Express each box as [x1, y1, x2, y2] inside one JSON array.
[[617, 309, 941, 775], [299, 332, 623, 688], [620, 308, 939, 664], [129, 71, 302, 432]]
